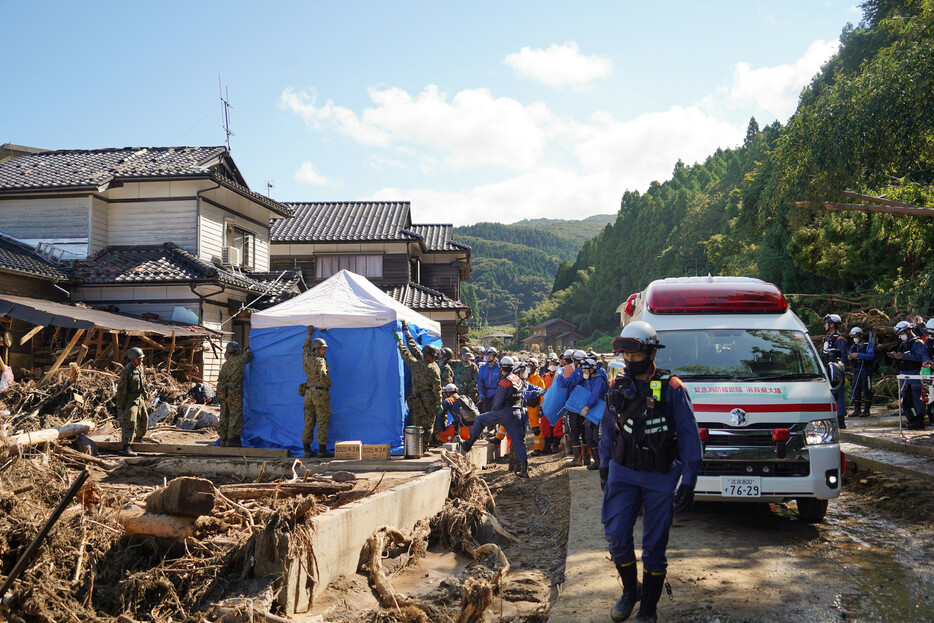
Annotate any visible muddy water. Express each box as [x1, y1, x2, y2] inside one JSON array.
[[390, 548, 472, 595]]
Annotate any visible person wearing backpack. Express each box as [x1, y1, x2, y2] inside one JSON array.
[[437, 383, 479, 443], [599, 321, 702, 623]]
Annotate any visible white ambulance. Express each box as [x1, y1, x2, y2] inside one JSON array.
[[617, 276, 842, 522]]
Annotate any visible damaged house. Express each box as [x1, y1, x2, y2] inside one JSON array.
[[0, 145, 301, 381]]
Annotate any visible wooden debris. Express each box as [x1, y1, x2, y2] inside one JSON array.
[[218, 481, 353, 500], [117, 508, 198, 539], [94, 441, 289, 458], [5, 420, 97, 448]]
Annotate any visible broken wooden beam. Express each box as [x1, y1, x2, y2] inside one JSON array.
[[117, 508, 197, 539], [94, 440, 290, 458], [6, 420, 97, 448], [218, 481, 354, 500], [40, 328, 85, 385], [19, 325, 44, 346], [146, 477, 215, 516]]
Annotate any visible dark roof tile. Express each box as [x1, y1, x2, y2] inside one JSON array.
[[0, 233, 69, 280], [409, 224, 471, 252], [271, 201, 415, 242], [380, 282, 468, 311]]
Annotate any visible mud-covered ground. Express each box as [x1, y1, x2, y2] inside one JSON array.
[[303, 446, 934, 623]]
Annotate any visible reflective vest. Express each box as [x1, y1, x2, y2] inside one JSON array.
[[607, 368, 678, 473]]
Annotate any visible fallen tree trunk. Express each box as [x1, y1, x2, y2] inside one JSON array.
[[117, 509, 197, 539], [146, 477, 216, 517], [5, 420, 97, 448]]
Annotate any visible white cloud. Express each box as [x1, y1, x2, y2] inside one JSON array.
[[281, 85, 547, 171], [727, 39, 840, 120], [294, 162, 329, 186], [503, 42, 613, 89]]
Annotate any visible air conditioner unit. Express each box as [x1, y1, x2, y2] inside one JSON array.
[[222, 246, 241, 267]]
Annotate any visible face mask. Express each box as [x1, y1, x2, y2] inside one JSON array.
[[548, 364, 557, 372], [853, 337, 860, 344], [520, 371, 529, 379], [626, 358, 653, 376], [582, 372, 591, 379], [900, 333, 910, 342]]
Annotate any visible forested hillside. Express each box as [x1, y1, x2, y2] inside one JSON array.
[[455, 215, 613, 327], [521, 0, 934, 343]]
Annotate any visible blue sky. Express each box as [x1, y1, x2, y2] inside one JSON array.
[[2, 1, 861, 224]]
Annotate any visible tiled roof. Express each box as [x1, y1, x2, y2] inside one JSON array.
[[0, 146, 292, 217], [248, 269, 303, 305], [271, 201, 417, 242], [67, 243, 268, 292], [380, 282, 469, 311], [408, 224, 471, 252], [0, 233, 69, 280]]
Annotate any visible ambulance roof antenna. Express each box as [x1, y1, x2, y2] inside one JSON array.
[[219, 76, 234, 151]]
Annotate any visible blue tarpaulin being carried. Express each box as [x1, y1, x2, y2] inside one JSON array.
[[242, 270, 442, 456]]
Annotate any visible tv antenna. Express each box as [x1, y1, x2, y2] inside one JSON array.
[[265, 180, 274, 197], [219, 76, 234, 151]]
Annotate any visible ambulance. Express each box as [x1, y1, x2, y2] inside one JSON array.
[[616, 276, 842, 522]]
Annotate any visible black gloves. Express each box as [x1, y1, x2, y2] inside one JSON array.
[[599, 467, 609, 490], [531, 426, 540, 436], [674, 483, 694, 513]]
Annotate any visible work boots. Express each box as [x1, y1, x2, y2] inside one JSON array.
[[507, 450, 518, 472], [219, 438, 228, 447], [119, 444, 136, 457], [582, 447, 592, 467], [303, 443, 317, 458], [461, 437, 476, 453], [610, 560, 641, 622], [318, 448, 333, 459], [849, 401, 862, 418], [565, 446, 583, 467], [517, 462, 529, 478], [564, 434, 574, 457], [587, 446, 601, 470], [227, 436, 241, 447], [633, 570, 666, 623]]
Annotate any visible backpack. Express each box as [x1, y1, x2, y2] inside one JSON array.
[[189, 382, 215, 404], [454, 396, 480, 425]]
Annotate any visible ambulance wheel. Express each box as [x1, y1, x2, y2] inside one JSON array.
[[795, 498, 828, 523]]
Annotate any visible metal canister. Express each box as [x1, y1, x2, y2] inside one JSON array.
[[404, 425, 424, 458]]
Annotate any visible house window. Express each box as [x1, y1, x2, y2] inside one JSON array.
[[316, 255, 383, 279], [225, 223, 254, 268]]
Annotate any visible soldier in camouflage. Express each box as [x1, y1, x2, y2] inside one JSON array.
[[303, 326, 333, 458], [114, 347, 149, 457], [216, 341, 253, 447], [439, 347, 455, 387], [452, 346, 479, 403], [396, 321, 442, 439]]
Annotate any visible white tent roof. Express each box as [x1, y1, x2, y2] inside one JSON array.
[[250, 270, 442, 335]]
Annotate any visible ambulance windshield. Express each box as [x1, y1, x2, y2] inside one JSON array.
[[654, 329, 823, 381]]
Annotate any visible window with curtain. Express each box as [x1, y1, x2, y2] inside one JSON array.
[[316, 255, 383, 279]]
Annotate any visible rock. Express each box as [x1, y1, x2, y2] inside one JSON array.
[[331, 471, 356, 482], [148, 401, 177, 427], [176, 404, 220, 430]]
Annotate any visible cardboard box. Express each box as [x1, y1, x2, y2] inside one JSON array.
[[361, 444, 391, 460], [334, 441, 362, 460]]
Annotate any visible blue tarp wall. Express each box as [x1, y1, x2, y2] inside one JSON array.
[[242, 321, 440, 456]]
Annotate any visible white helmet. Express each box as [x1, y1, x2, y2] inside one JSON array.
[[573, 349, 587, 362], [486, 347, 498, 355], [547, 352, 559, 362], [614, 320, 665, 352], [895, 321, 912, 335], [823, 314, 842, 325], [849, 327, 863, 337], [499, 356, 515, 372], [927, 318, 934, 336], [442, 383, 458, 394], [563, 349, 574, 359]]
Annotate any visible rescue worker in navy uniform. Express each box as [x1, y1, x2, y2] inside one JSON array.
[[846, 327, 874, 417], [821, 314, 849, 429], [461, 356, 534, 479], [890, 320, 928, 429], [599, 321, 702, 623]]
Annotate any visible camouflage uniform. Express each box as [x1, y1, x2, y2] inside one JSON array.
[[114, 361, 148, 446], [216, 350, 253, 441], [452, 359, 479, 403], [440, 361, 454, 387], [397, 329, 442, 434], [302, 335, 332, 446]]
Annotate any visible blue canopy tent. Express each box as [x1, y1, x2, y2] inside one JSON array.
[[242, 270, 442, 455]]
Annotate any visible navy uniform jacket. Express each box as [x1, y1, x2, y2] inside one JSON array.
[[894, 337, 926, 372], [599, 366, 703, 490]]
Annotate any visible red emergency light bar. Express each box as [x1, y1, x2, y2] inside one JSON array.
[[645, 281, 788, 314]]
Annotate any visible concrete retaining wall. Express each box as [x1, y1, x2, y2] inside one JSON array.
[[279, 467, 453, 614]]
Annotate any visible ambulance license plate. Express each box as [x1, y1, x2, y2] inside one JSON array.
[[720, 476, 761, 497]]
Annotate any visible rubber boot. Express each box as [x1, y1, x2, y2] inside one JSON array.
[[837, 414, 846, 430], [849, 401, 862, 418], [610, 560, 641, 622], [545, 437, 556, 455], [318, 447, 333, 459], [219, 438, 228, 448], [565, 446, 583, 467], [587, 446, 601, 470], [633, 570, 666, 623], [119, 444, 136, 457], [564, 434, 574, 457], [517, 461, 530, 479], [227, 436, 241, 447], [303, 443, 316, 458], [461, 437, 476, 453], [530, 443, 543, 458], [582, 447, 592, 467], [508, 449, 518, 472]]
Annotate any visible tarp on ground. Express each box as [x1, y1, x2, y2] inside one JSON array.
[[243, 270, 442, 455]]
